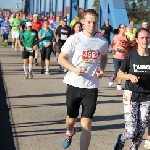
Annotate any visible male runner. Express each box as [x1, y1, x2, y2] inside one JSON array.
[[0, 11, 4, 37], [18, 22, 38, 79], [55, 17, 71, 71], [10, 13, 22, 51], [58, 9, 108, 149], [32, 14, 42, 66], [1, 16, 10, 43]]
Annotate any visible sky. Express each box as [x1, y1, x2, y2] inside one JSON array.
[[0, 0, 25, 11]]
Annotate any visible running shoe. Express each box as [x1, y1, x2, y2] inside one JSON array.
[[28, 71, 33, 79], [12, 45, 14, 49], [45, 71, 51, 75], [144, 139, 150, 149], [109, 77, 114, 86], [59, 66, 63, 72], [62, 127, 77, 149], [117, 85, 122, 90], [24, 74, 28, 79], [41, 69, 45, 74], [114, 134, 124, 150], [14, 48, 18, 51], [34, 62, 38, 66], [64, 68, 68, 73]]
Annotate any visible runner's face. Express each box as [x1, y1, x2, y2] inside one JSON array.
[[33, 16, 38, 21], [43, 21, 49, 28], [105, 19, 109, 25], [136, 30, 150, 50], [74, 24, 82, 33], [27, 26, 32, 31], [5, 17, 8, 21], [61, 20, 66, 26], [16, 14, 19, 19], [142, 24, 149, 29], [83, 14, 97, 34], [119, 25, 126, 33]]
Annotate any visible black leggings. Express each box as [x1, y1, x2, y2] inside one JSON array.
[[40, 46, 52, 61]]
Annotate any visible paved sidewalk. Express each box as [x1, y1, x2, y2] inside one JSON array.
[[0, 41, 147, 150]]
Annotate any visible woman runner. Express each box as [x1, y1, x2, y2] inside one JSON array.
[[114, 28, 150, 150], [109, 24, 128, 90]]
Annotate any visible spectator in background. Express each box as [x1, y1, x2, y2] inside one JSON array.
[[50, 16, 61, 31], [129, 20, 137, 34], [71, 21, 82, 35], [19, 11, 23, 19], [70, 16, 80, 27], [101, 18, 113, 46], [142, 20, 149, 29], [48, 12, 55, 24], [1, 16, 10, 42], [0, 11, 4, 36], [125, 25, 135, 41], [21, 14, 28, 30]]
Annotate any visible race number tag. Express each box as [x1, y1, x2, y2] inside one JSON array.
[[117, 47, 124, 53], [43, 42, 51, 47], [61, 34, 67, 40], [82, 50, 100, 62], [25, 47, 33, 52], [123, 90, 132, 103]]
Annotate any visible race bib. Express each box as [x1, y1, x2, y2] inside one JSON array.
[[116, 47, 124, 54], [25, 47, 33, 52], [123, 90, 132, 104], [0, 18, 4, 21], [61, 34, 67, 40], [82, 50, 100, 62], [43, 42, 51, 47]]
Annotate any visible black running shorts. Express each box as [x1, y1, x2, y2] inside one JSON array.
[[22, 50, 35, 59], [3, 34, 8, 40], [66, 84, 98, 119]]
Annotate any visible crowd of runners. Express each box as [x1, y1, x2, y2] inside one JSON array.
[[0, 8, 150, 150]]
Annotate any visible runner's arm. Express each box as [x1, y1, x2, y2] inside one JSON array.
[[117, 53, 132, 80], [58, 52, 76, 72], [100, 41, 108, 72], [58, 36, 76, 72], [18, 32, 24, 47], [100, 53, 108, 72], [117, 69, 131, 80]]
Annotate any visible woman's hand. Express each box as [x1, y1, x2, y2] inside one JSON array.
[[129, 74, 140, 83]]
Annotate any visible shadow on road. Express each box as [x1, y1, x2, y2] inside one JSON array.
[[0, 63, 17, 150], [7, 93, 66, 99]]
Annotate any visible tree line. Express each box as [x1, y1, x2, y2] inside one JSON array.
[[92, 0, 150, 24]]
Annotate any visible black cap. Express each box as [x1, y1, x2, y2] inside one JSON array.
[[61, 17, 67, 22]]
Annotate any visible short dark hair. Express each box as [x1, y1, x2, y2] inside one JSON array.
[[83, 9, 98, 18]]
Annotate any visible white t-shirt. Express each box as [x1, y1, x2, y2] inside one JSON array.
[[61, 32, 108, 89]]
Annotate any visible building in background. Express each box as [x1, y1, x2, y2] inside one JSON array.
[[24, 0, 92, 23], [24, 0, 129, 33]]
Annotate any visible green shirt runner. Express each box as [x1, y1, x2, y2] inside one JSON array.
[[19, 30, 38, 52], [11, 18, 22, 32]]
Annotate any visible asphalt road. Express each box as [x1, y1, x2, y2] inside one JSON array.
[[0, 40, 147, 150]]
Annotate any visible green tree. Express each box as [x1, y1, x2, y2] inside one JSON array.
[[124, 0, 150, 24], [92, 0, 100, 14]]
